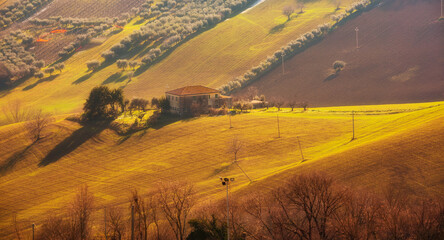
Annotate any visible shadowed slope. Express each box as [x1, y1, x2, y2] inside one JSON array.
[[238, 0, 444, 106]]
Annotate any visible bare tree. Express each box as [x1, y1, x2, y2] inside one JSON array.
[[282, 6, 294, 20], [146, 192, 162, 240], [242, 193, 287, 239], [275, 100, 285, 111], [25, 109, 52, 141], [334, 0, 341, 10], [333, 191, 382, 240], [107, 207, 127, 240], [229, 137, 243, 162], [37, 214, 72, 240], [2, 100, 31, 123], [297, 2, 305, 13], [69, 184, 94, 240], [288, 101, 297, 111], [158, 182, 195, 240], [299, 101, 308, 111], [130, 189, 149, 240], [274, 172, 347, 239]]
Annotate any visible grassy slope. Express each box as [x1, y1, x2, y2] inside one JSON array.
[[1, 101, 443, 237], [0, 0, 355, 121], [125, 0, 356, 97], [238, 0, 444, 106]]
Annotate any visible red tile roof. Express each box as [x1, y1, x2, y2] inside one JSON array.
[[166, 85, 220, 96]]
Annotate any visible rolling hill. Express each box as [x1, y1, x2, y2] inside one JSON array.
[[0, 0, 357, 122], [236, 0, 444, 106], [1, 101, 443, 237]]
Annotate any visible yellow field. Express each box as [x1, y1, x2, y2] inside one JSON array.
[[1, 101, 443, 237], [0, 0, 356, 123]]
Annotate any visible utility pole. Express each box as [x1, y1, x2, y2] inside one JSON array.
[[355, 27, 359, 49], [131, 205, 134, 240], [220, 178, 235, 240], [277, 114, 280, 138], [32, 223, 35, 240], [104, 207, 107, 240], [352, 111, 355, 140], [297, 136, 305, 161]]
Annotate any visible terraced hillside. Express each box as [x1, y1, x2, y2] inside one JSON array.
[[237, 0, 444, 106], [0, 0, 356, 121], [1, 101, 443, 237]]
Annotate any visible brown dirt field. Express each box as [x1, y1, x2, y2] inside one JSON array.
[[237, 0, 444, 107], [33, 0, 145, 18]]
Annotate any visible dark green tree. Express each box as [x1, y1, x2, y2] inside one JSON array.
[[83, 86, 124, 121], [186, 215, 227, 240], [158, 96, 170, 112]]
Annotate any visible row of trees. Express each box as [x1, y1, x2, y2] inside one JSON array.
[[219, 23, 330, 95], [82, 86, 171, 122], [34, 63, 65, 79], [100, 0, 256, 65], [0, 0, 52, 29], [219, 0, 380, 95], [28, 172, 443, 239], [0, 31, 39, 82]]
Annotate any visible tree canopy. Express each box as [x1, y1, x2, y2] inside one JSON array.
[[83, 86, 124, 121]]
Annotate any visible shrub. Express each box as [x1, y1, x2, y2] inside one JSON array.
[[101, 50, 115, 61], [86, 60, 100, 71], [44, 67, 55, 75], [34, 71, 44, 79], [333, 60, 346, 73]]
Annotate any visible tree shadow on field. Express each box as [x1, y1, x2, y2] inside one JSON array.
[[102, 72, 127, 85], [72, 61, 114, 85], [269, 14, 300, 34], [0, 142, 36, 176], [39, 122, 110, 167], [73, 72, 93, 85], [22, 75, 58, 91], [323, 73, 338, 82]]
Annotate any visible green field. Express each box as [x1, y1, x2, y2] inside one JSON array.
[[0, 0, 356, 123], [1, 101, 443, 237]]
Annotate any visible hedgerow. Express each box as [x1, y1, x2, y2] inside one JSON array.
[[0, 0, 53, 29], [102, 0, 256, 65]]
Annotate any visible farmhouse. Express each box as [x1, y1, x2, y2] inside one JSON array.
[[166, 85, 232, 115]]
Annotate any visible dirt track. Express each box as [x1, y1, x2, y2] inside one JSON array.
[[238, 0, 444, 106]]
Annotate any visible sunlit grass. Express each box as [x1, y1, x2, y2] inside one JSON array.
[[0, 101, 442, 237]]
